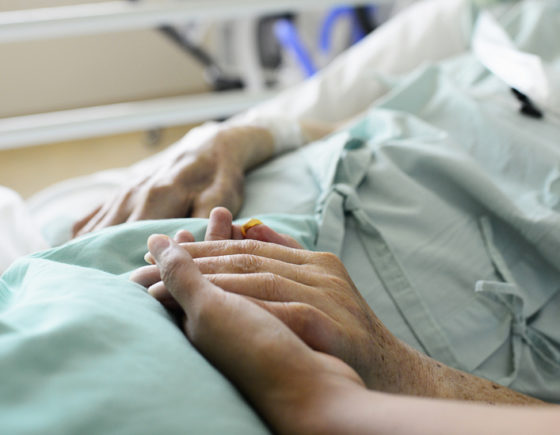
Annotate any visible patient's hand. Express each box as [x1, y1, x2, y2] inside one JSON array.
[[73, 126, 276, 237], [131, 207, 301, 306]]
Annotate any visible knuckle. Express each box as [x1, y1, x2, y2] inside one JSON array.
[[240, 254, 262, 273], [317, 251, 341, 267], [218, 254, 261, 274], [313, 251, 347, 276], [261, 272, 281, 299], [239, 239, 262, 255], [145, 184, 172, 202]]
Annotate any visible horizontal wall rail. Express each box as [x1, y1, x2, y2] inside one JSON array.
[[0, 0, 379, 43], [0, 90, 277, 150]]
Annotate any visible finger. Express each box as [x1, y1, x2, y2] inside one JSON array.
[[129, 265, 161, 287], [148, 281, 182, 312], [195, 255, 316, 286], [75, 202, 112, 236], [72, 205, 102, 237], [148, 234, 218, 314], [185, 240, 309, 264], [206, 273, 316, 302], [148, 238, 324, 411], [145, 239, 309, 266], [137, 228, 196, 265], [81, 189, 134, 233], [175, 230, 195, 243], [204, 207, 233, 241], [245, 224, 303, 249], [250, 299, 339, 355], [231, 224, 244, 240]]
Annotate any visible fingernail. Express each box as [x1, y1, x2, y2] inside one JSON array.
[[144, 252, 155, 265], [148, 234, 171, 258], [241, 218, 263, 237]]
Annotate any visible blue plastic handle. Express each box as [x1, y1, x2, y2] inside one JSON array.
[[274, 18, 317, 78]]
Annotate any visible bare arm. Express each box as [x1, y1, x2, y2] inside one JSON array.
[[306, 387, 557, 435]]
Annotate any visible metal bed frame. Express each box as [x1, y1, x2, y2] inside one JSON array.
[[0, 0, 381, 150]]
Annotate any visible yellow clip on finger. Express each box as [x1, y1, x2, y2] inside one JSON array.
[[241, 218, 263, 237]]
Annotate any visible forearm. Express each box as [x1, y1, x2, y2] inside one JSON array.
[[365, 335, 542, 405], [416, 350, 542, 405], [317, 388, 557, 435]]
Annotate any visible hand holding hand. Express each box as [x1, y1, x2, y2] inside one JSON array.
[[132, 207, 405, 392], [145, 234, 365, 434]]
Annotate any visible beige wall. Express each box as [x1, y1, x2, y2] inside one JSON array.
[[0, 2, 210, 196], [0, 125, 196, 198], [0, 2, 209, 117]]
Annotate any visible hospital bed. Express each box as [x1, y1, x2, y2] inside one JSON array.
[[1, 0, 560, 433]]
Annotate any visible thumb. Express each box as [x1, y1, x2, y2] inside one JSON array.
[[148, 234, 217, 314]]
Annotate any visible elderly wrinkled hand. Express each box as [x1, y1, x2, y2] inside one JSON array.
[[130, 207, 301, 310], [131, 208, 400, 391], [73, 126, 275, 237]]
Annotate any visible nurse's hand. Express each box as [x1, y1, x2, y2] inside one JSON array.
[[72, 126, 275, 237]]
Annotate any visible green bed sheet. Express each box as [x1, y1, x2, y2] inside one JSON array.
[[2, 1, 560, 433]]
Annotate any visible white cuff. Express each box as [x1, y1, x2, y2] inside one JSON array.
[[227, 113, 305, 155]]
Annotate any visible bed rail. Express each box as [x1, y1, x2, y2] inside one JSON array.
[[0, 0, 380, 150], [0, 0, 383, 43]]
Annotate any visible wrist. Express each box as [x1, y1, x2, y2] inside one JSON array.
[[261, 372, 367, 435], [214, 126, 276, 171], [255, 353, 367, 435]]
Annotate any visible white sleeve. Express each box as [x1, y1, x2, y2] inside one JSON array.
[[226, 112, 304, 154]]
